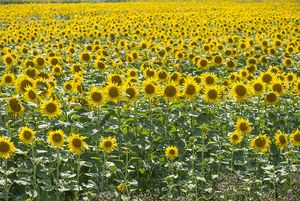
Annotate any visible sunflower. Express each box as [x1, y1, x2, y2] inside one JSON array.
[[142, 78, 159, 99], [165, 145, 179, 160], [70, 64, 83, 74], [108, 74, 123, 86], [24, 86, 39, 103], [15, 75, 35, 93], [63, 81, 74, 92], [99, 136, 117, 153], [49, 56, 60, 66], [80, 52, 91, 63], [204, 86, 220, 104], [52, 65, 62, 77], [228, 131, 243, 145], [182, 77, 200, 100], [34, 56, 46, 68], [265, 92, 279, 105], [285, 72, 296, 83], [170, 72, 181, 83], [7, 97, 24, 117], [157, 69, 169, 81], [48, 129, 65, 148], [127, 69, 138, 77], [270, 79, 285, 95], [40, 99, 61, 119], [123, 84, 139, 102], [235, 118, 252, 136], [1, 72, 15, 86], [250, 134, 271, 153], [225, 59, 236, 71], [95, 60, 106, 71], [105, 82, 122, 104], [202, 73, 218, 86], [67, 133, 88, 155], [213, 55, 223, 66], [36, 79, 52, 98], [231, 82, 250, 102], [3, 54, 14, 67], [251, 80, 265, 95], [282, 57, 292, 67], [0, 136, 16, 159], [259, 72, 274, 84], [143, 68, 155, 78], [274, 131, 288, 149], [87, 86, 105, 107], [18, 127, 36, 145], [290, 129, 300, 146], [162, 81, 180, 102]]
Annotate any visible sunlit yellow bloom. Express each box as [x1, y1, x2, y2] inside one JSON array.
[[0, 136, 16, 159], [68, 133, 88, 155], [99, 136, 117, 153], [165, 145, 179, 160]]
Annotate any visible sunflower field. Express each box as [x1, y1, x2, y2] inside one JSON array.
[[0, 1, 299, 200]]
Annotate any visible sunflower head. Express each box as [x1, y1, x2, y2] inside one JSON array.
[[48, 129, 65, 148], [251, 80, 265, 95], [105, 82, 122, 104], [165, 145, 179, 160], [157, 70, 168, 81], [202, 73, 217, 86], [265, 92, 279, 105], [80, 52, 91, 63], [162, 81, 180, 102], [24, 86, 39, 103], [0, 136, 16, 159], [67, 134, 88, 155], [259, 72, 274, 84], [204, 86, 220, 104], [228, 131, 243, 145], [274, 131, 288, 149], [3, 54, 14, 67], [18, 127, 36, 145], [123, 84, 139, 102], [290, 129, 300, 147], [1, 72, 15, 86], [88, 86, 105, 107], [270, 79, 285, 95], [142, 78, 159, 99], [7, 97, 24, 117], [182, 77, 200, 100], [231, 82, 250, 102], [15, 75, 35, 93], [108, 74, 123, 86], [40, 99, 61, 119], [99, 136, 117, 153], [235, 118, 252, 136], [250, 134, 271, 153]]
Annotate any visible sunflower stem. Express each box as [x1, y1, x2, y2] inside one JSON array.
[[117, 107, 122, 134], [55, 148, 60, 201], [231, 147, 234, 173], [4, 159, 9, 201], [124, 148, 130, 198], [167, 160, 175, 201], [191, 139, 198, 200], [134, 101, 138, 137], [75, 155, 81, 201], [101, 152, 106, 191], [31, 141, 38, 199]]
